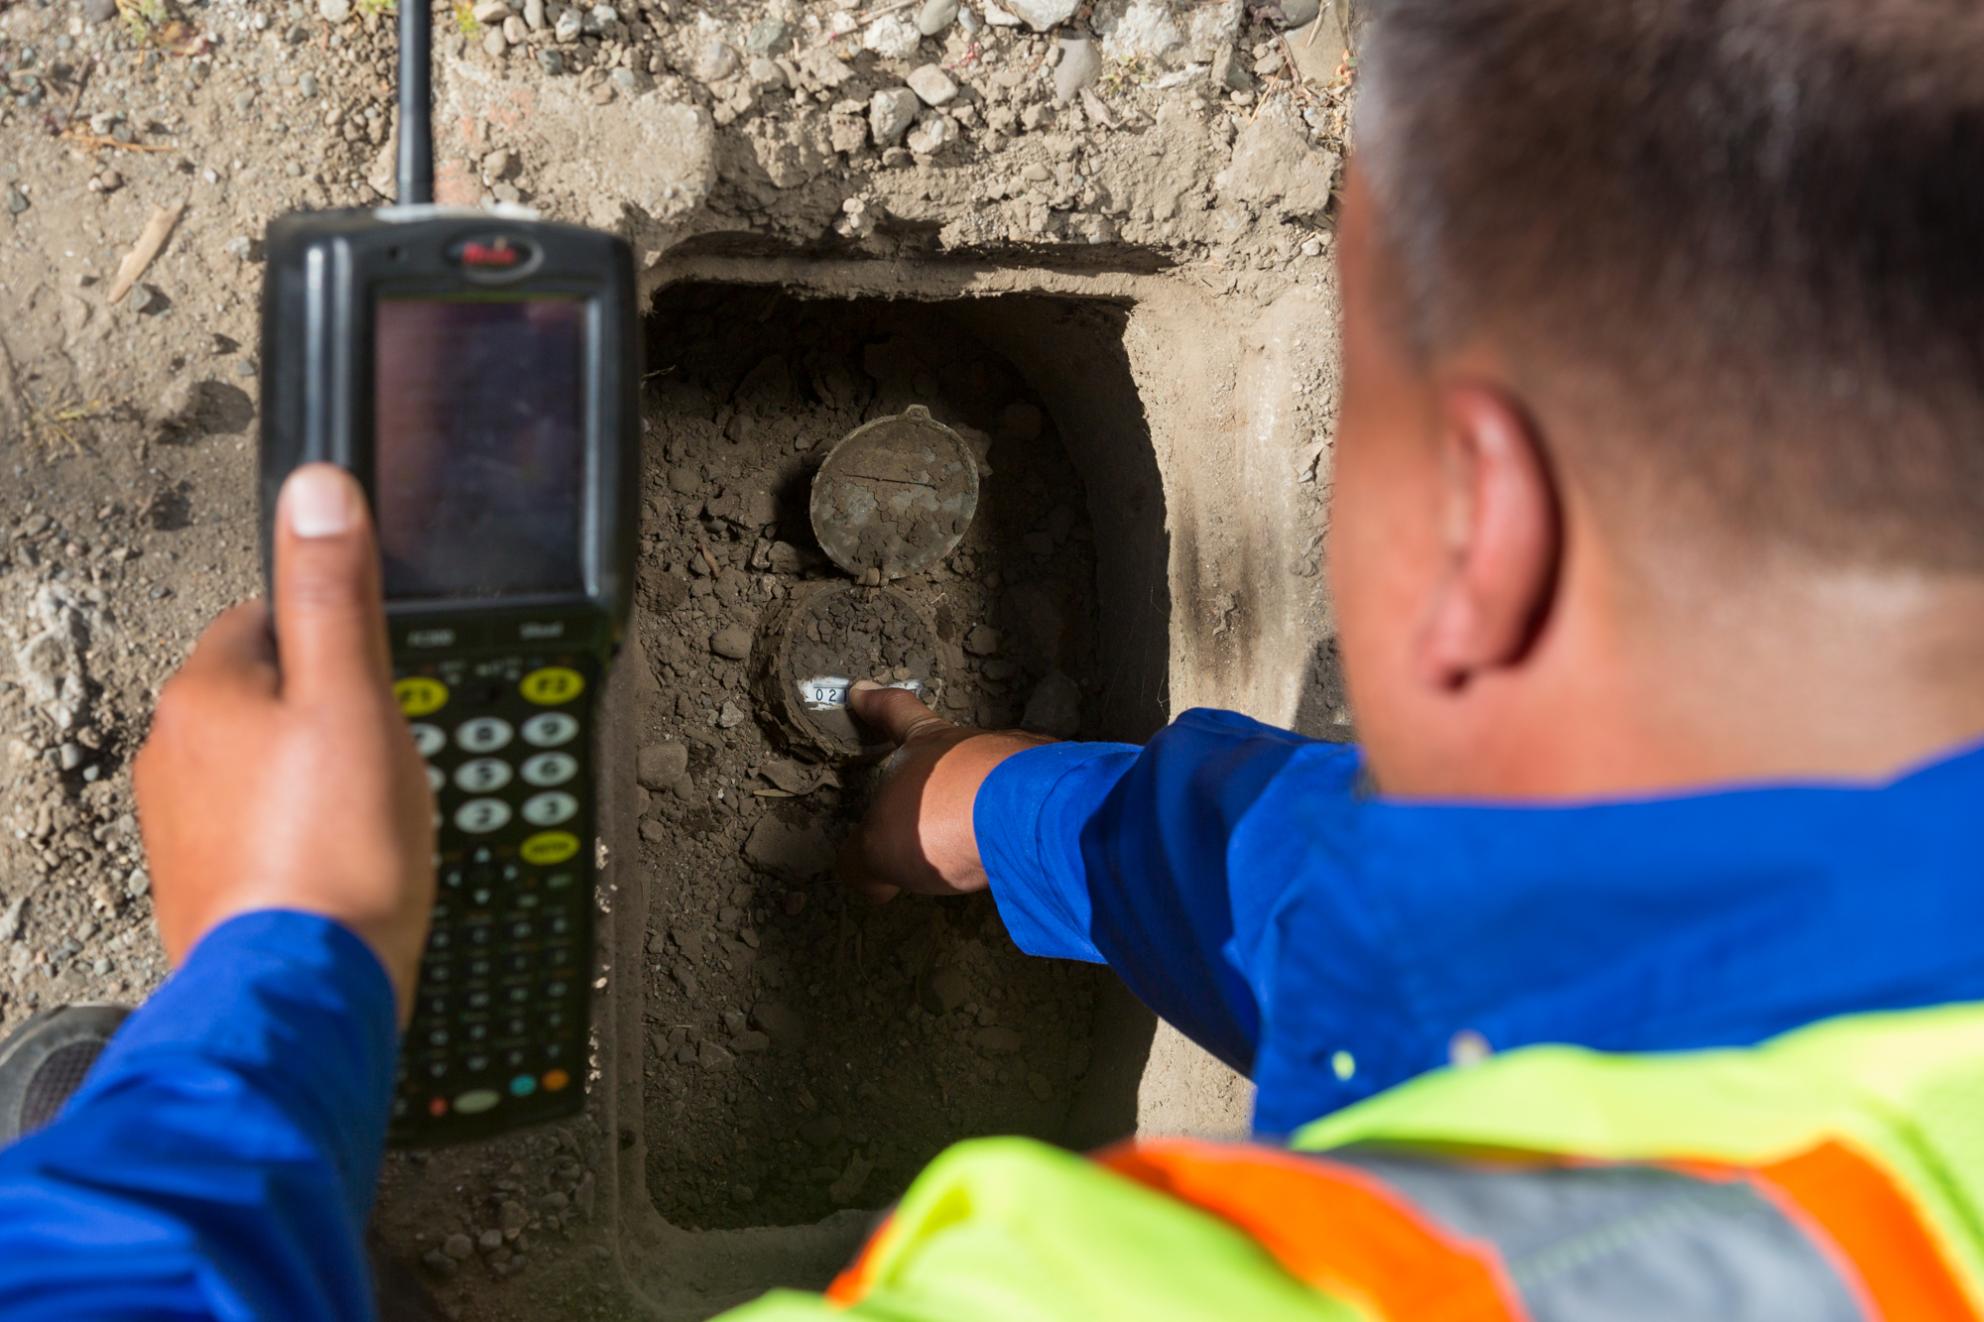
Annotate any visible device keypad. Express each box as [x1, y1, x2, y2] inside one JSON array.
[[386, 650, 596, 1142]]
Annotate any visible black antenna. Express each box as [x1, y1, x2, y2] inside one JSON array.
[[396, 0, 434, 205]]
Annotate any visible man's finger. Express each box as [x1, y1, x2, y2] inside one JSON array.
[[177, 602, 280, 694], [847, 681, 951, 747], [272, 464, 391, 703]]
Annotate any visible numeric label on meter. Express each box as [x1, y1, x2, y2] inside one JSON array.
[[798, 676, 926, 711]]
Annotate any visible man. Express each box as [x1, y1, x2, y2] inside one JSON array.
[[6, 0, 1984, 1316]]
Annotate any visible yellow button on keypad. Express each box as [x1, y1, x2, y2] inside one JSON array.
[[520, 831, 581, 866], [394, 677, 450, 718], [520, 666, 585, 706]]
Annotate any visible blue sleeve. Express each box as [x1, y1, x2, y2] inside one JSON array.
[[975, 709, 1365, 1074], [0, 910, 398, 1321]]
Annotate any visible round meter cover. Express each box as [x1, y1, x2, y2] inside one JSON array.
[[809, 405, 980, 583]]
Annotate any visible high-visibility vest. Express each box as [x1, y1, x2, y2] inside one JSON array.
[[724, 1002, 1984, 1320]]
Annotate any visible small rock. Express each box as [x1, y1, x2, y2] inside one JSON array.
[[499, 1201, 528, 1233], [554, 7, 583, 40], [741, 816, 834, 879], [698, 1039, 735, 1071], [1210, 41, 1252, 92], [973, 1026, 1024, 1055], [694, 39, 739, 83], [83, 0, 118, 21], [611, 66, 649, 94], [829, 1152, 874, 1205], [710, 625, 753, 660], [963, 624, 1001, 656], [1053, 34, 1100, 104], [751, 999, 806, 1048], [299, 74, 320, 97], [746, 18, 790, 54], [0, 897, 24, 943], [1021, 671, 1082, 737], [504, 15, 527, 42], [317, 0, 352, 22], [524, 0, 546, 28], [914, 0, 959, 36], [5, 187, 29, 216], [905, 114, 954, 155], [758, 757, 817, 795], [477, 1229, 504, 1253], [1271, 0, 1319, 27], [716, 699, 748, 729], [420, 1249, 458, 1279], [870, 88, 919, 146], [537, 47, 564, 74], [921, 966, 970, 1015], [1000, 0, 1076, 29], [56, 743, 82, 772], [863, 13, 921, 58], [471, 0, 513, 22], [443, 1232, 474, 1260], [125, 868, 150, 899], [906, 64, 958, 106], [637, 740, 689, 790]]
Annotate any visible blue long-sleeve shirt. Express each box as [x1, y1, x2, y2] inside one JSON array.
[[0, 911, 396, 1320], [7, 709, 1984, 1315]]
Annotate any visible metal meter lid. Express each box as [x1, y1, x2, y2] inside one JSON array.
[[751, 583, 942, 757], [809, 405, 980, 583]]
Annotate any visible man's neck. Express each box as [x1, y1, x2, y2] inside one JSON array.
[[1472, 565, 1984, 800]]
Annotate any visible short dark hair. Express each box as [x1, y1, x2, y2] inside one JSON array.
[[1357, 0, 1984, 571]]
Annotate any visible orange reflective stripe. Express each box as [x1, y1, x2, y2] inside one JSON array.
[[825, 1214, 893, 1306], [1100, 1140, 1529, 1322], [1753, 1141, 1977, 1322]]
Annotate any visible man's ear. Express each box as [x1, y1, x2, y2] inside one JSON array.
[[1414, 383, 1562, 690]]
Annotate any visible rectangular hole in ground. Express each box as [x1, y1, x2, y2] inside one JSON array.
[[633, 280, 1170, 1230]]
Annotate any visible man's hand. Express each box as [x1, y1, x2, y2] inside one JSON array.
[[837, 682, 1050, 902], [134, 465, 436, 1020]]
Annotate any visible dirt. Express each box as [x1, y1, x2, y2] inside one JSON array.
[[631, 282, 1108, 1229], [0, 0, 1351, 1314]]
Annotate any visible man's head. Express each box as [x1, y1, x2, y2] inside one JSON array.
[[1330, 0, 1984, 797]]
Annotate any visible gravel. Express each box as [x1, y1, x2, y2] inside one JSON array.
[[906, 64, 958, 107]]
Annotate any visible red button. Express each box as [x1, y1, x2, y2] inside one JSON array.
[[462, 241, 520, 268], [428, 1096, 449, 1117]]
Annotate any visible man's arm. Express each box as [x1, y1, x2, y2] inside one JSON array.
[[0, 465, 435, 1319], [841, 690, 1364, 1073], [0, 912, 397, 1320]]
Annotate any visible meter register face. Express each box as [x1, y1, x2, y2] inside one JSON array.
[[373, 295, 590, 603]]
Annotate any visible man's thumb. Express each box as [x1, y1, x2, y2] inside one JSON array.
[[848, 680, 951, 746], [273, 464, 390, 701]]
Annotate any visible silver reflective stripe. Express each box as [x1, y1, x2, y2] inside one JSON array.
[[1328, 1148, 1867, 1322]]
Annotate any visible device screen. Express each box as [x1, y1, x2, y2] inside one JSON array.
[[374, 295, 588, 600]]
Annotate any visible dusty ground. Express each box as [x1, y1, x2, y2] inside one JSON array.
[[0, 0, 1348, 1316]]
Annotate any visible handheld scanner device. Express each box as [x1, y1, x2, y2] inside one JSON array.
[[257, 0, 638, 1145]]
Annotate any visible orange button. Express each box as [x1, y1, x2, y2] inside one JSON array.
[[542, 1068, 571, 1093]]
